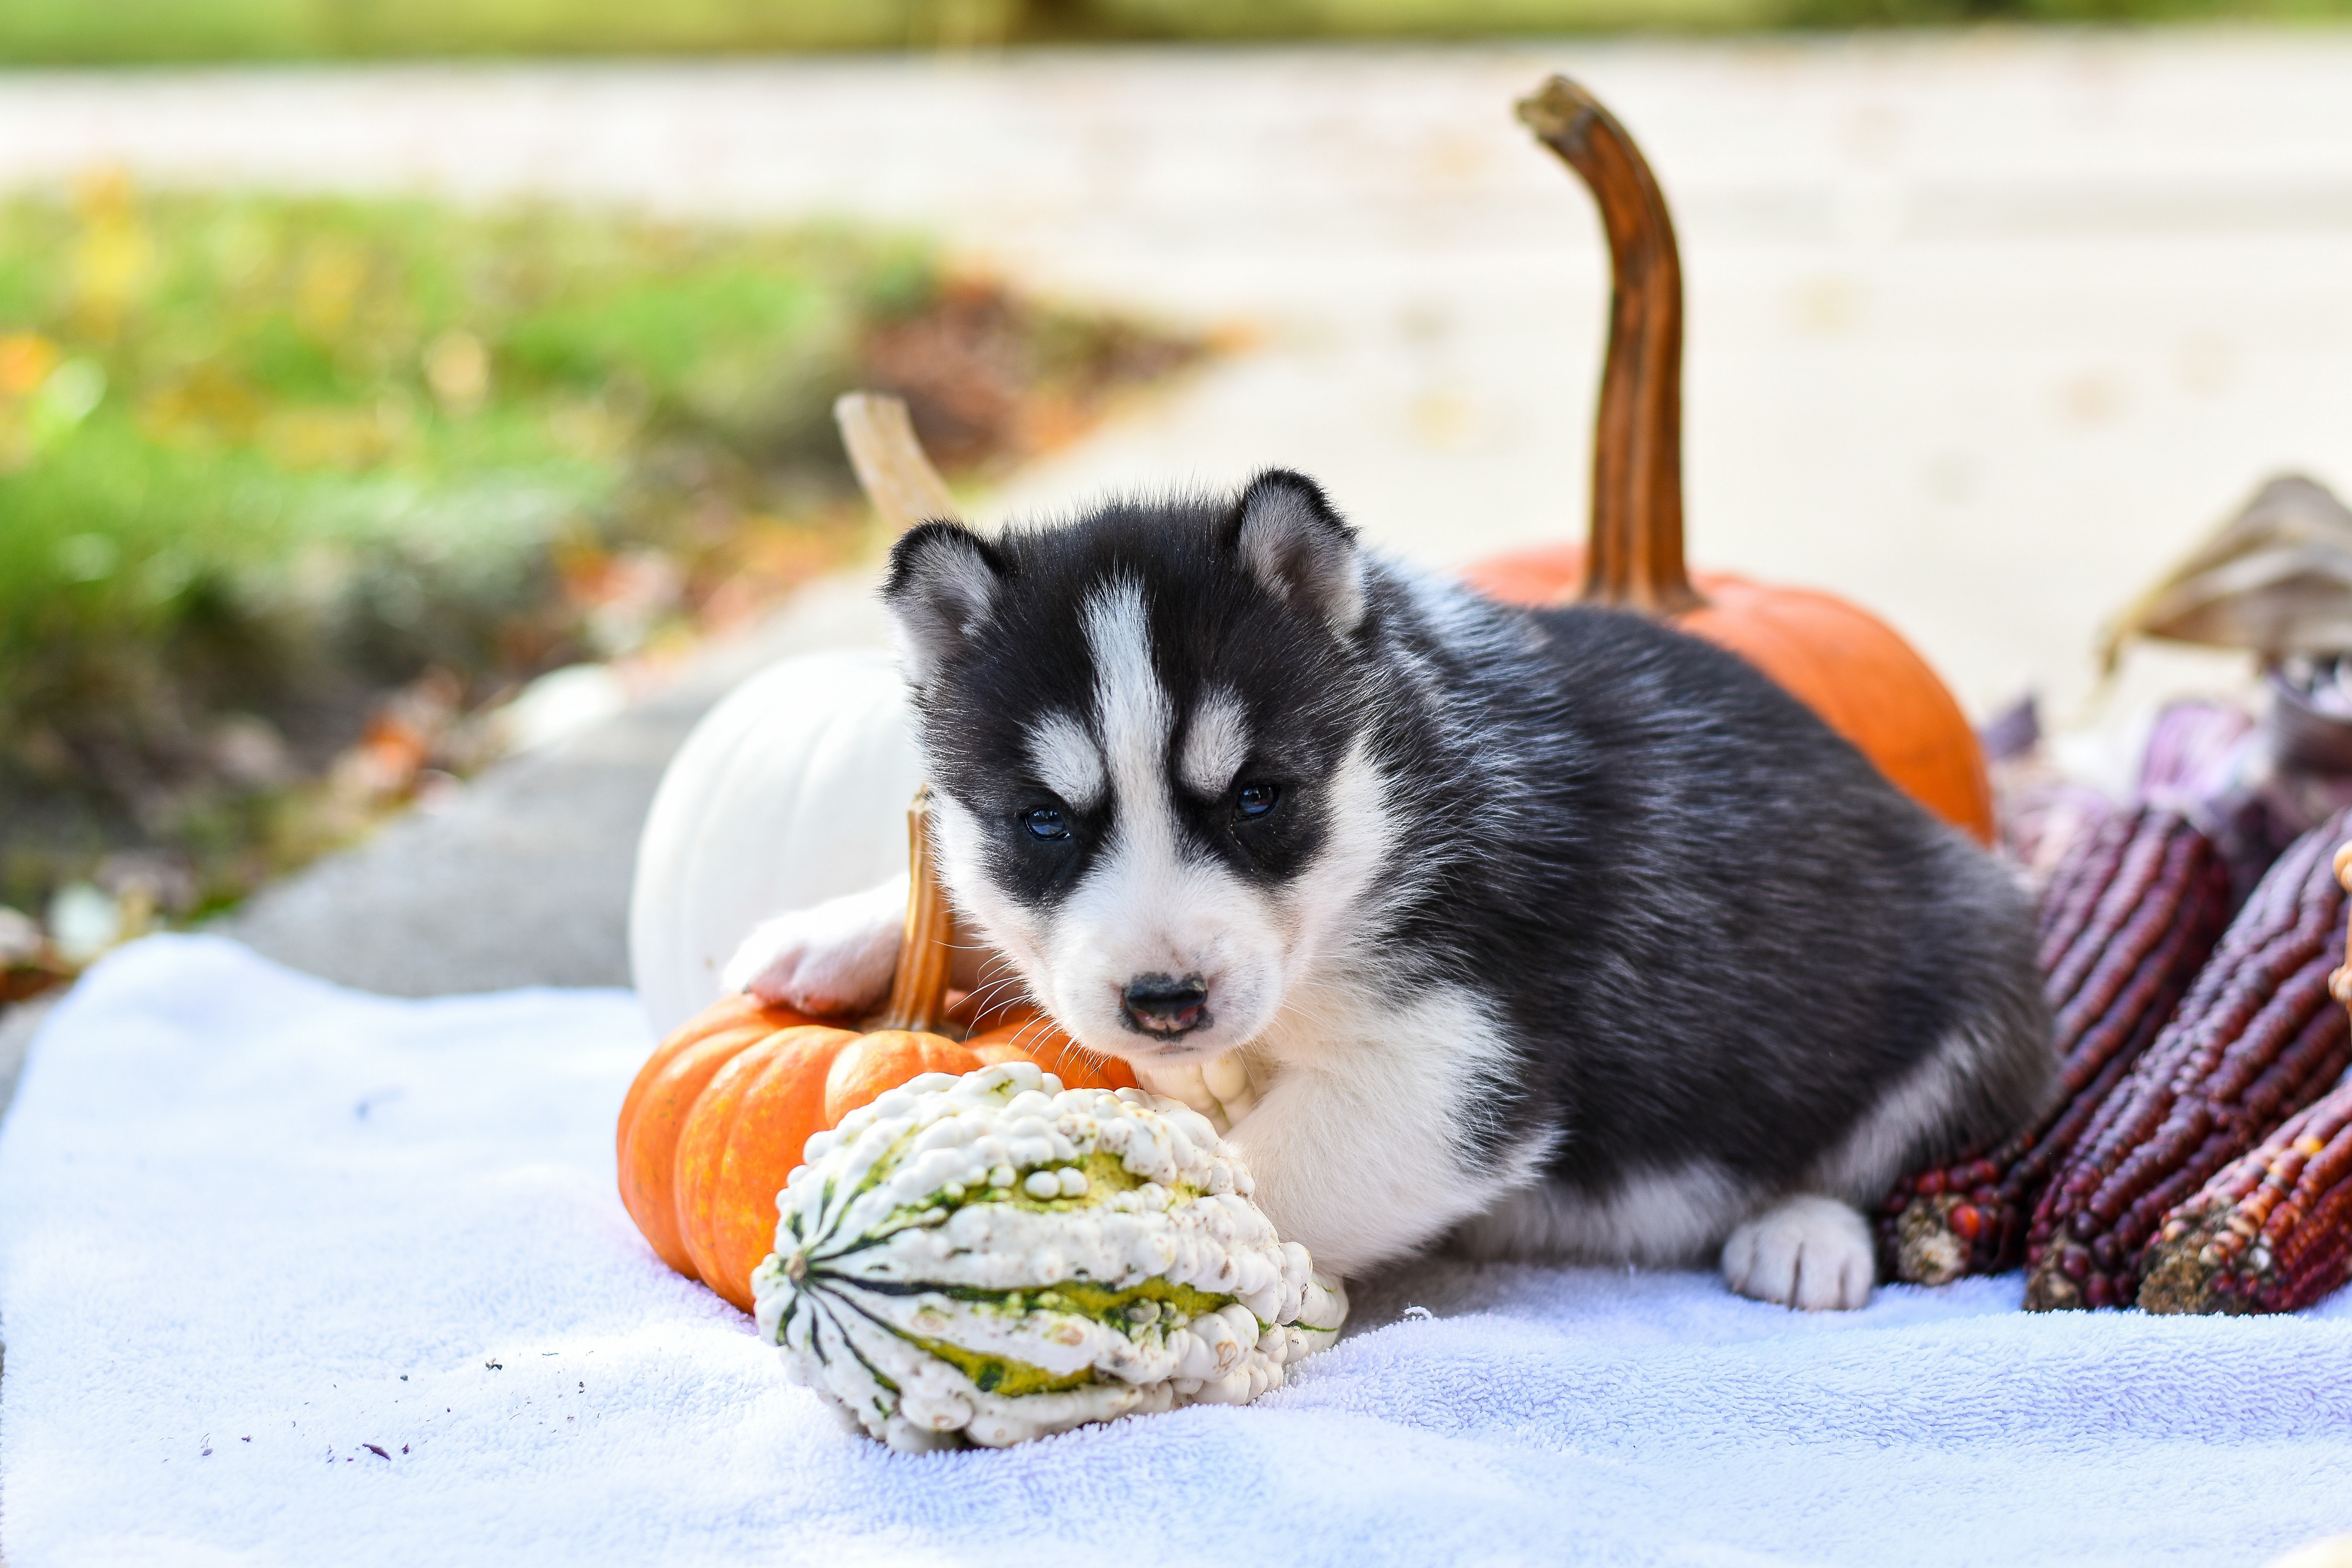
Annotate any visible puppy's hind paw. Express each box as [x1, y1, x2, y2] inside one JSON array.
[[1721, 1195, 1875, 1311], [720, 875, 907, 1018]]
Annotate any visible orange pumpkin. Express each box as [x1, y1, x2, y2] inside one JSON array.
[[964, 1008, 1139, 1092], [672, 1023, 958, 1309], [615, 992, 820, 1279], [617, 795, 1136, 1311], [1480, 80, 1992, 846]]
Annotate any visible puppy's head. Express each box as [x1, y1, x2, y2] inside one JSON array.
[[883, 470, 1387, 1065]]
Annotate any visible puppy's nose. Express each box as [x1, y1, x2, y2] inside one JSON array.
[[1120, 973, 1210, 1037]]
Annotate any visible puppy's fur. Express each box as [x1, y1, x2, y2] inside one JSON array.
[[738, 472, 2053, 1309]]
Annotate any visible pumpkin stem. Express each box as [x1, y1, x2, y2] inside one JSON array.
[[834, 397, 967, 1037], [834, 391, 963, 534], [1517, 76, 1702, 617], [875, 786, 958, 1033]]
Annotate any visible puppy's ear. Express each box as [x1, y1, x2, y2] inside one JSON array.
[[884, 521, 1007, 685], [1230, 470, 1366, 636]]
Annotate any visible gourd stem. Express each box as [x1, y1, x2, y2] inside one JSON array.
[[1517, 76, 1702, 617], [875, 788, 958, 1033], [834, 391, 963, 533]]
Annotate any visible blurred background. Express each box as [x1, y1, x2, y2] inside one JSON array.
[[3, 2, 2350, 1001], [14, 0, 2347, 59]]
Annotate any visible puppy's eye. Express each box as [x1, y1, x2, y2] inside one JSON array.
[[1236, 783, 1279, 818], [1020, 806, 1071, 841]]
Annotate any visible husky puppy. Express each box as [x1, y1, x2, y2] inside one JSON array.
[[728, 472, 2053, 1310]]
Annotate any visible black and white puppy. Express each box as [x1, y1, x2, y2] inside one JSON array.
[[728, 472, 2053, 1309]]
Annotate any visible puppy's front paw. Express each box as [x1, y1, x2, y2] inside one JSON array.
[[1132, 1053, 1265, 1135], [1720, 1195, 1874, 1311], [720, 875, 907, 1018]]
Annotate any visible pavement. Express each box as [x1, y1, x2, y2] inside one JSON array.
[[214, 577, 895, 998], [2, 34, 2350, 1019]]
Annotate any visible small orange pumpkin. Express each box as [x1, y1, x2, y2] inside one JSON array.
[[1474, 79, 1992, 845], [617, 795, 1136, 1311], [615, 993, 821, 1279], [964, 1008, 1138, 1091]]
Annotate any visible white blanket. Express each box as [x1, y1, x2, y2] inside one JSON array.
[[5, 935, 2350, 1567]]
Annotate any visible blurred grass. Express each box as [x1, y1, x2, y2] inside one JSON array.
[[1, 0, 2347, 60], [0, 178, 1200, 921]]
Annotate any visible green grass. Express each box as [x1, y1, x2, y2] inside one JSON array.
[[0, 0, 980, 62], [1, 0, 2347, 61], [0, 180, 1197, 920], [0, 180, 904, 733]]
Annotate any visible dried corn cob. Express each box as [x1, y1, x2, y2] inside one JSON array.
[[2031, 804, 2127, 978], [1881, 805, 2231, 1285], [2023, 807, 2352, 1311], [2138, 840, 2352, 1315], [2137, 1068, 2352, 1314]]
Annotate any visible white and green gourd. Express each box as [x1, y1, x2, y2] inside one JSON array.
[[751, 1063, 1348, 1450]]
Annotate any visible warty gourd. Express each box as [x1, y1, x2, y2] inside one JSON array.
[[753, 1063, 1348, 1451]]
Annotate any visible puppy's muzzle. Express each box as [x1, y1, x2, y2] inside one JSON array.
[[1120, 973, 1211, 1038]]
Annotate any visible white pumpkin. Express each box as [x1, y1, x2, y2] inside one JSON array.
[[627, 648, 924, 1037]]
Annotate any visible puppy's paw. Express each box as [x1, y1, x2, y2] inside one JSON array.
[[1132, 1052, 1267, 1136], [1720, 1194, 1875, 1311], [720, 875, 907, 1018]]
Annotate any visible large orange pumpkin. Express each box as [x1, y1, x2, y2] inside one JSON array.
[[1477, 79, 1992, 845], [617, 796, 1135, 1311]]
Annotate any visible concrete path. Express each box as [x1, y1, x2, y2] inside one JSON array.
[[3, 35, 2351, 1009], [215, 578, 890, 997]]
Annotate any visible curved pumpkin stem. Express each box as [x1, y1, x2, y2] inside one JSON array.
[[1517, 76, 1701, 617], [874, 787, 959, 1033], [834, 390, 963, 534]]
